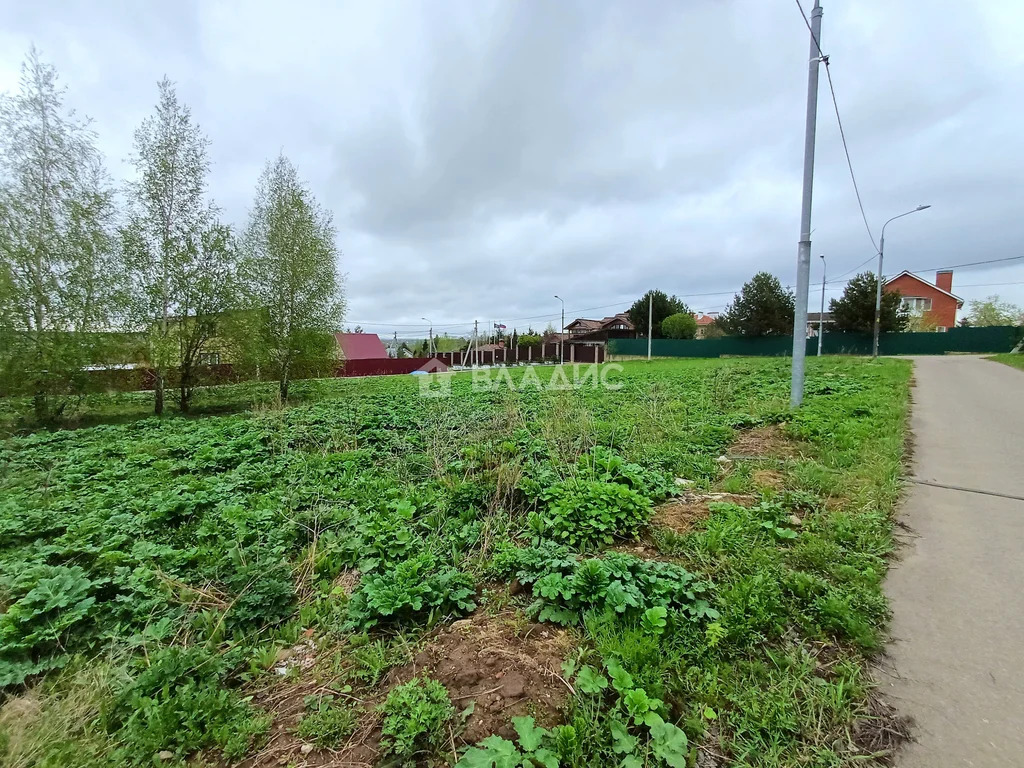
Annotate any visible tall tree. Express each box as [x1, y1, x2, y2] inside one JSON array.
[[717, 272, 794, 337], [829, 272, 907, 334], [966, 295, 1022, 327], [0, 48, 120, 422], [627, 290, 689, 338], [235, 155, 344, 399], [126, 77, 234, 413]]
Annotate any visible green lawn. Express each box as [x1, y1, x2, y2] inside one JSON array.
[[0, 357, 912, 767], [987, 353, 1024, 373]]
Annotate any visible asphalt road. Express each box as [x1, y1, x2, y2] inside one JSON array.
[[883, 355, 1024, 767]]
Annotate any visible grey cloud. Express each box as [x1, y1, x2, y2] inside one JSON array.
[[2, 0, 1022, 335]]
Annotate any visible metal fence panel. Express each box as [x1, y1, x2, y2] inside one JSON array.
[[608, 326, 1024, 358]]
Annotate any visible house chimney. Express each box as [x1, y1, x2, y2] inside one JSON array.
[[936, 270, 953, 293]]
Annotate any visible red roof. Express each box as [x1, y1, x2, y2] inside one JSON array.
[[334, 332, 388, 360], [694, 314, 716, 326]]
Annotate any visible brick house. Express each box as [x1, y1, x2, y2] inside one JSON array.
[[883, 270, 963, 330]]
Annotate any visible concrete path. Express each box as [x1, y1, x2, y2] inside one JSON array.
[[883, 356, 1024, 767]]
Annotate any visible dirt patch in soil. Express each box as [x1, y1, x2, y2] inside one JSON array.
[[242, 611, 574, 766], [652, 493, 753, 535], [238, 636, 385, 768], [729, 424, 798, 459], [388, 611, 573, 744], [751, 469, 784, 490]]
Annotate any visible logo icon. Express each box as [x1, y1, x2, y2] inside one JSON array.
[[415, 358, 451, 397]]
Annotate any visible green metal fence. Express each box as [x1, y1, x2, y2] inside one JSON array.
[[607, 325, 1024, 359]]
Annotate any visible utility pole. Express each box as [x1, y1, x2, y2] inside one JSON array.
[[472, 320, 478, 366], [817, 254, 826, 356], [647, 293, 653, 361], [789, 0, 824, 408], [393, 331, 398, 359], [554, 295, 565, 365]]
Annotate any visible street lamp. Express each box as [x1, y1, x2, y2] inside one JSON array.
[[421, 317, 433, 357], [817, 254, 826, 357], [873, 205, 931, 358], [553, 295, 565, 365]]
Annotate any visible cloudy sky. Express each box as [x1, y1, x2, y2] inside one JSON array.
[[3, 0, 1022, 339]]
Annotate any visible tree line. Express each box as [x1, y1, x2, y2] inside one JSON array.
[[0, 49, 345, 423], [629, 271, 1021, 343]]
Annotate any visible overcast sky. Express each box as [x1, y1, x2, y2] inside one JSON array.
[[2, 0, 1022, 338]]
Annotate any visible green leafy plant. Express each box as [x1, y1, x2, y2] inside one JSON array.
[[491, 546, 717, 626], [224, 554, 297, 631], [346, 552, 476, 630], [528, 480, 653, 550], [379, 677, 455, 764], [0, 565, 97, 687], [572, 658, 690, 768], [297, 697, 358, 748], [459, 716, 560, 767], [107, 646, 269, 764]]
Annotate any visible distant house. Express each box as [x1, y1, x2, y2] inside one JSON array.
[[806, 312, 834, 338], [694, 313, 718, 339], [564, 312, 636, 341], [334, 332, 388, 360], [884, 270, 963, 330]]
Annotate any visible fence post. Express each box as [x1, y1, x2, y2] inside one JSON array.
[[570, 345, 575, 364]]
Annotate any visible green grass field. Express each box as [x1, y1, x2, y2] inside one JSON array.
[[0, 358, 912, 767], [987, 353, 1024, 373]]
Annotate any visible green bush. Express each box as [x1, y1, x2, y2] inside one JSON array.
[[529, 481, 653, 550], [379, 677, 454, 763], [491, 545, 717, 626], [346, 552, 476, 630]]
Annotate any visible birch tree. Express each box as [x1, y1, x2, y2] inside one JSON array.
[[0, 48, 119, 422], [236, 154, 344, 400], [126, 77, 235, 414]]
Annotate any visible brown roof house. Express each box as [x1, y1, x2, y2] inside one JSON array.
[[564, 312, 636, 341]]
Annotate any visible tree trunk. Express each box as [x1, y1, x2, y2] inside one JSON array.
[[279, 367, 289, 402], [179, 371, 191, 413], [33, 392, 48, 423], [154, 372, 165, 415]]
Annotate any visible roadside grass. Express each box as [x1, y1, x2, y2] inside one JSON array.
[[986, 353, 1024, 373], [0, 357, 912, 767]]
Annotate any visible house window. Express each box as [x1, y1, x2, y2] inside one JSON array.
[[901, 297, 932, 312], [198, 352, 221, 366]]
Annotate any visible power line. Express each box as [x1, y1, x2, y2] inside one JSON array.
[[902, 254, 1024, 274], [794, 0, 878, 255], [955, 280, 1024, 288], [347, 257, 1024, 332]]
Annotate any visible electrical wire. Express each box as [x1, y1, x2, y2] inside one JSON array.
[[794, 0, 878, 255]]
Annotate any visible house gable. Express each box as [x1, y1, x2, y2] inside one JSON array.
[[884, 271, 963, 307]]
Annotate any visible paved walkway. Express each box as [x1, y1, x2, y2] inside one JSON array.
[[883, 355, 1024, 767]]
